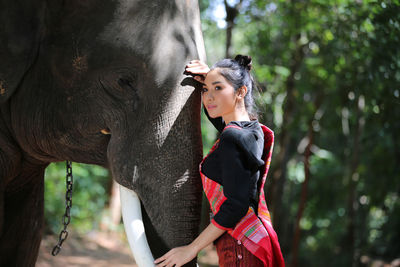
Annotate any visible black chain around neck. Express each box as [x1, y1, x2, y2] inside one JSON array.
[[52, 160, 73, 256]]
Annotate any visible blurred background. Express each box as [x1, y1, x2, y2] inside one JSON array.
[[41, 1, 400, 266]]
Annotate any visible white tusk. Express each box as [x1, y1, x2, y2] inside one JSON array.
[[120, 185, 155, 266]]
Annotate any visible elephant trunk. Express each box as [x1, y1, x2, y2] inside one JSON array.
[[108, 83, 204, 265]]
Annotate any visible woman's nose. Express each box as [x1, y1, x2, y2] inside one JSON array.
[[206, 92, 214, 101]]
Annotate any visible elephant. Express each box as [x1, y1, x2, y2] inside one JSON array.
[[0, 0, 206, 266]]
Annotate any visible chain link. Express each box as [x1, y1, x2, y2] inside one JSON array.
[[52, 160, 74, 256]]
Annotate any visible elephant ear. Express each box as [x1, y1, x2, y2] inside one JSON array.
[[0, 0, 44, 104]]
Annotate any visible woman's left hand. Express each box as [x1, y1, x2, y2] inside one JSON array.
[[185, 60, 210, 84], [154, 245, 198, 267]]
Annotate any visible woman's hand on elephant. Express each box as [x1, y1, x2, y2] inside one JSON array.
[[154, 244, 198, 267], [184, 60, 210, 84]]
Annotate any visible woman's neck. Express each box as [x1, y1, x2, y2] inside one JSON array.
[[223, 109, 250, 125]]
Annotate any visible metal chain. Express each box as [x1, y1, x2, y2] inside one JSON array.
[[52, 160, 74, 256]]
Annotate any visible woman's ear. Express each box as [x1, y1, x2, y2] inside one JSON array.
[[236, 86, 248, 99]]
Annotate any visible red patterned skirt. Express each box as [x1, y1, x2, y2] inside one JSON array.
[[215, 233, 265, 267]]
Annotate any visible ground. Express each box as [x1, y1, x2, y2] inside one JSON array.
[[37, 230, 219, 267]]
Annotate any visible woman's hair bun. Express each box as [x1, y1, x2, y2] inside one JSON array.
[[234, 54, 252, 71]]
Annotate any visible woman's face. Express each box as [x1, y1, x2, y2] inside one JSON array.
[[202, 68, 238, 119]]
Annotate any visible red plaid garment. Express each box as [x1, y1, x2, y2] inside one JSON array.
[[215, 232, 264, 266], [200, 124, 285, 266]]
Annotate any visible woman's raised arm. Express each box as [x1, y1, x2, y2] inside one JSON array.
[[184, 59, 210, 83]]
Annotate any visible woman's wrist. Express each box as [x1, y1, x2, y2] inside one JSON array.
[[188, 240, 202, 255], [188, 223, 226, 256]]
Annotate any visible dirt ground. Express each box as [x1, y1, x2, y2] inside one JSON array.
[[37, 230, 218, 267]]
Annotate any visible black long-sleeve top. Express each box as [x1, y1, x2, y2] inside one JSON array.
[[201, 108, 265, 230]]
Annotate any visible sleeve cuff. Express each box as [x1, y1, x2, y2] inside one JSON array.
[[211, 218, 233, 231]]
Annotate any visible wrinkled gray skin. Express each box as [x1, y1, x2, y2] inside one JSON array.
[[0, 0, 205, 266]]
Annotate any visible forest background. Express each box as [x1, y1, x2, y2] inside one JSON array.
[[43, 0, 400, 266]]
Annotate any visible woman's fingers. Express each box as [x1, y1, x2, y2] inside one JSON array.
[[154, 248, 178, 266], [154, 256, 165, 265], [186, 62, 203, 67], [154, 246, 195, 267], [185, 60, 210, 75], [154, 256, 174, 267], [154, 250, 172, 265], [155, 258, 169, 267], [185, 65, 200, 71], [154, 252, 167, 263], [185, 65, 208, 72], [183, 59, 209, 85]]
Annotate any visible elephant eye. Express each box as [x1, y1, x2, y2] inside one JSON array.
[[118, 77, 133, 89]]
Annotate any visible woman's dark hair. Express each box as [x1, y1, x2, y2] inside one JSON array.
[[211, 54, 259, 120]]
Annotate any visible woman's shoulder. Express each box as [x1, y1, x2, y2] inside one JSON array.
[[220, 124, 245, 141], [220, 121, 262, 142], [219, 121, 265, 166]]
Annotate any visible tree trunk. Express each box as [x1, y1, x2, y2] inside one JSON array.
[[290, 94, 323, 267], [224, 0, 242, 58], [290, 130, 312, 267], [268, 32, 306, 236], [344, 95, 365, 266]]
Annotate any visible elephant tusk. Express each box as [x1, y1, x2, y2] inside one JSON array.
[[100, 128, 111, 135], [120, 185, 155, 266]]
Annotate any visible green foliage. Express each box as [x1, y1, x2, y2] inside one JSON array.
[[201, 108, 219, 153], [200, 0, 400, 265], [44, 162, 110, 234]]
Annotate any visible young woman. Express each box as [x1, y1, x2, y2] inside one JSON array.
[[154, 55, 284, 267]]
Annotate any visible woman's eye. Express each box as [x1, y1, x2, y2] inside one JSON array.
[[215, 86, 222, 90], [201, 87, 208, 93]]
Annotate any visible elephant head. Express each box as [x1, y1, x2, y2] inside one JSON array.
[[0, 0, 205, 266]]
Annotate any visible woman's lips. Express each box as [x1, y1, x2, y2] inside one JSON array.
[[207, 105, 217, 110]]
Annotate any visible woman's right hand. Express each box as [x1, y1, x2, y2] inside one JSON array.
[[185, 60, 210, 84]]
